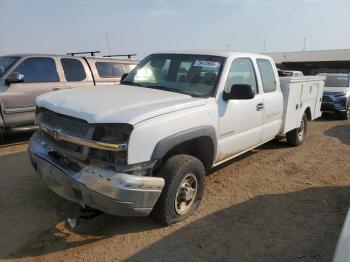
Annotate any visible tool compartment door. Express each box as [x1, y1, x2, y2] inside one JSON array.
[[280, 79, 303, 134]]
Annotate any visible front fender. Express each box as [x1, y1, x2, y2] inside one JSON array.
[[151, 126, 217, 161], [127, 100, 219, 165]]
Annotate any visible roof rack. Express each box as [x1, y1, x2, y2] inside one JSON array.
[[103, 54, 137, 59], [66, 51, 101, 57]]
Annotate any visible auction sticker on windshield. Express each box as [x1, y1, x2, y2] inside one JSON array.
[[194, 60, 220, 68]]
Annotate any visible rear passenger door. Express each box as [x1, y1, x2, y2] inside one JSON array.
[[60, 58, 94, 89], [256, 58, 283, 141], [1, 57, 64, 126]]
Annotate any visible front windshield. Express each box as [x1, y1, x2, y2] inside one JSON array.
[[0, 56, 19, 77], [122, 54, 225, 97], [325, 75, 350, 87]]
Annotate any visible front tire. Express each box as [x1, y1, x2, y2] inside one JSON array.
[[286, 113, 308, 146], [152, 154, 205, 225]]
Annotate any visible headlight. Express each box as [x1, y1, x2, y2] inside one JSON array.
[[90, 124, 133, 166], [93, 124, 133, 144]]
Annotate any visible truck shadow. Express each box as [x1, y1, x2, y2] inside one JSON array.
[[127, 186, 350, 262], [1, 148, 349, 260], [324, 124, 350, 145], [1, 149, 348, 261]]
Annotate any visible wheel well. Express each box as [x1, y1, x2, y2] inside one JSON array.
[[305, 107, 312, 121], [161, 136, 215, 174]]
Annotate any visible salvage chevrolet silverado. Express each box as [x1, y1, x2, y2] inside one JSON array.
[[29, 51, 325, 225]]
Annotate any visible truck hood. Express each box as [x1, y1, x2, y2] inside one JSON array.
[[36, 85, 207, 125], [324, 86, 349, 93]]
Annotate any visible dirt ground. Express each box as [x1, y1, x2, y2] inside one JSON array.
[[0, 115, 349, 262]]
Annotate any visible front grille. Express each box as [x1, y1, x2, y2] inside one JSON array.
[[36, 108, 129, 166], [38, 110, 91, 138], [322, 96, 333, 103], [37, 109, 94, 161]]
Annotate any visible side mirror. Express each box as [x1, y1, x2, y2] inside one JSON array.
[[223, 84, 255, 100], [120, 73, 128, 82], [6, 72, 24, 85]]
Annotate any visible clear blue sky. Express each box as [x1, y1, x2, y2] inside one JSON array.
[[1, 0, 349, 58]]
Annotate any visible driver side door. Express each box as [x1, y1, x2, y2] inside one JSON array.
[[217, 58, 264, 163]]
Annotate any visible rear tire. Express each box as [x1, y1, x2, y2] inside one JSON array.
[[152, 154, 205, 225], [286, 113, 308, 146]]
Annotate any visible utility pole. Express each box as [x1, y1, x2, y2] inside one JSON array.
[[263, 41, 266, 53], [303, 37, 306, 51]]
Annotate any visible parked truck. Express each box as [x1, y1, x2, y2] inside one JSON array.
[[0, 53, 138, 138], [28, 51, 325, 225]]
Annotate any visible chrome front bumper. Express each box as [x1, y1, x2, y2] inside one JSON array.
[[28, 133, 165, 217]]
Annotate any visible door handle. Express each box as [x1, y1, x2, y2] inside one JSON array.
[[52, 86, 61, 91], [256, 103, 264, 111]]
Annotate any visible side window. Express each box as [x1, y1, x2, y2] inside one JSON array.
[[61, 58, 86, 82], [96, 62, 125, 78], [14, 57, 59, 83], [257, 59, 277, 93], [226, 58, 258, 92]]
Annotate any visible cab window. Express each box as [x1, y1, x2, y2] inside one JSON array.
[[226, 58, 258, 93], [257, 59, 277, 93], [14, 57, 59, 83], [61, 58, 86, 82]]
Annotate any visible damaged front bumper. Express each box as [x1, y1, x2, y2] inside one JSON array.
[[28, 133, 165, 217]]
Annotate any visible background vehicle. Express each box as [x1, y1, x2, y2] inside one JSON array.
[[29, 51, 325, 225], [278, 70, 304, 77], [320, 73, 350, 120], [0, 53, 138, 138]]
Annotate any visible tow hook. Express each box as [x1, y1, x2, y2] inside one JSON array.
[[61, 206, 102, 229]]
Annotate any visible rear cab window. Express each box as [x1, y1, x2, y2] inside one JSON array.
[[14, 57, 59, 83], [96, 62, 126, 78], [61, 58, 86, 82], [257, 59, 277, 93]]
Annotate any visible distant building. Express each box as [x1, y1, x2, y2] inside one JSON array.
[[267, 49, 350, 75]]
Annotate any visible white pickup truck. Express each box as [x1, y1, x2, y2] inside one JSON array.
[[29, 51, 325, 225]]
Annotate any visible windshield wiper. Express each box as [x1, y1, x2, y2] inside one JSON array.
[[145, 85, 203, 98], [121, 81, 144, 87]]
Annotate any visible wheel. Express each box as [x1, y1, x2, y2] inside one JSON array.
[[339, 108, 349, 120], [152, 154, 205, 225], [286, 113, 308, 146]]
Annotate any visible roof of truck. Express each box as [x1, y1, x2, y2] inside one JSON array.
[[3, 53, 138, 63], [153, 49, 272, 59]]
